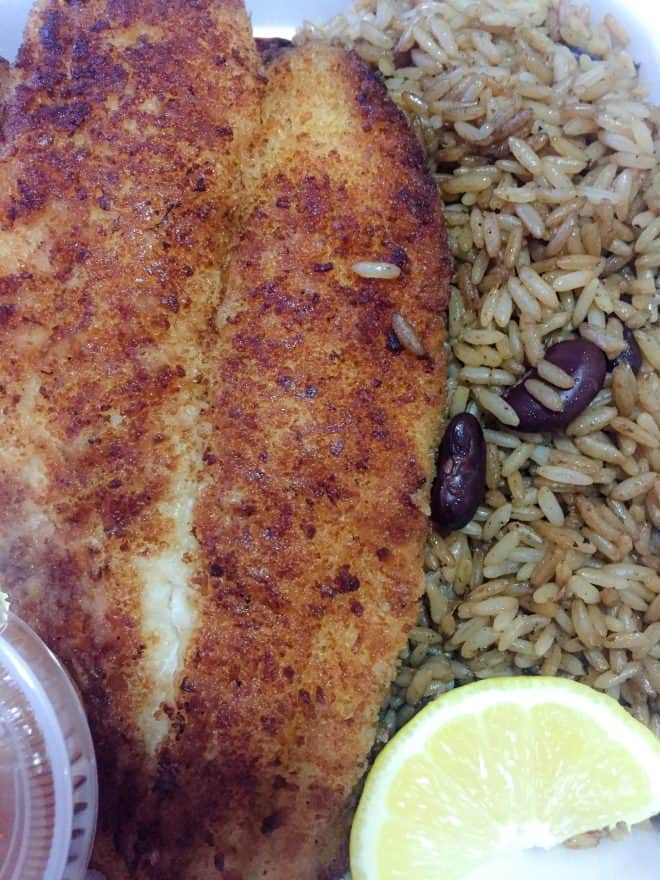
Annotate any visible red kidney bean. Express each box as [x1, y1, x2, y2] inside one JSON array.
[[607, 326, 642, 374], [503, 339, 606, 433], [431, 413, 486, 531]]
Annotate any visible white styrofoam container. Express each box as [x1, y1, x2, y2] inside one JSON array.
[[0, 1, 659, 878]]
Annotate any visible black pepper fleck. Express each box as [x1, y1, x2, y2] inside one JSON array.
[[387, 328, 403, 353], [350, 599, 364, 616]]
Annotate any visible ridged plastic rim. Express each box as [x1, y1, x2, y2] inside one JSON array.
[[0, 613, 98, 880], [0, 633, 72, 878]]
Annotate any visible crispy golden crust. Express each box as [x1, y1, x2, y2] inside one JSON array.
[[0, 1, 262, 876], [149, 45, 450, 879], [0, 10, 448, 876], [0, 55, 19, 136], [0, 57, 12, 108]]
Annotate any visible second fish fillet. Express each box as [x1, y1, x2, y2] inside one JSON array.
[[151, 44, 451, 879]]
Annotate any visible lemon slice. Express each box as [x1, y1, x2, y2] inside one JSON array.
[[350, 676, 660, 880]]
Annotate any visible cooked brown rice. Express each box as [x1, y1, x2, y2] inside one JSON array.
[[298, 0, 660, 804]]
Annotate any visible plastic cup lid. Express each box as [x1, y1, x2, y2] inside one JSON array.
[[0, 612, 98, 880]]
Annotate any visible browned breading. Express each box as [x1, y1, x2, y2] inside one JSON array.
[[0, 57, 13, 109], [0, 3, 449, 875], [0, 0, 262, 876], [150, 45, 450, 879], [0, 54, 20, 137]]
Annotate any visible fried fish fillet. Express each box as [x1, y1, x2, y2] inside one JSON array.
[[0, 57, 13, 110], [0, 0, 262, 873], [147, 45, 450, 879], [1, 3, 449, 875]]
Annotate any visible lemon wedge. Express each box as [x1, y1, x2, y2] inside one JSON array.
[[350, 676, 660, 880]]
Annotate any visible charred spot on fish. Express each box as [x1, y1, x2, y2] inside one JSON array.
[[260, 810, 287, 835], [384, 242, 408, 267], [72, 33, 89, 61], [17, 179, 46, 212], [153, 760, 179, 798], [39, 10, 62, 52], [210, 562, 223, 578], [0, 304, 16, 326], [159, 293, 179, 312], [102, 491, 151, 537], [155, 365, 177, 389], [37, 101, 92, 134], [387, 328, 403, 353], [272, 774, 298, 792], [334, 565, 360, 593], [357, 91, 369, 109], [298, 175, 326, 221], [350, 599, 364, 616], [395, 185, 436, 224]]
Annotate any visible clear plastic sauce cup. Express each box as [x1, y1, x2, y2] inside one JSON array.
[[0, 612, 98, 880]]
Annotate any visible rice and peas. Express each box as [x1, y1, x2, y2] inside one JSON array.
[[299, 0, 660, 840]]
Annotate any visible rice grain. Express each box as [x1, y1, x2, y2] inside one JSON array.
[[305, 0, 660, 766]]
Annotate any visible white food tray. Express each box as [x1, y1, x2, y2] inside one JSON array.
[[0, 1, 658, 878]]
